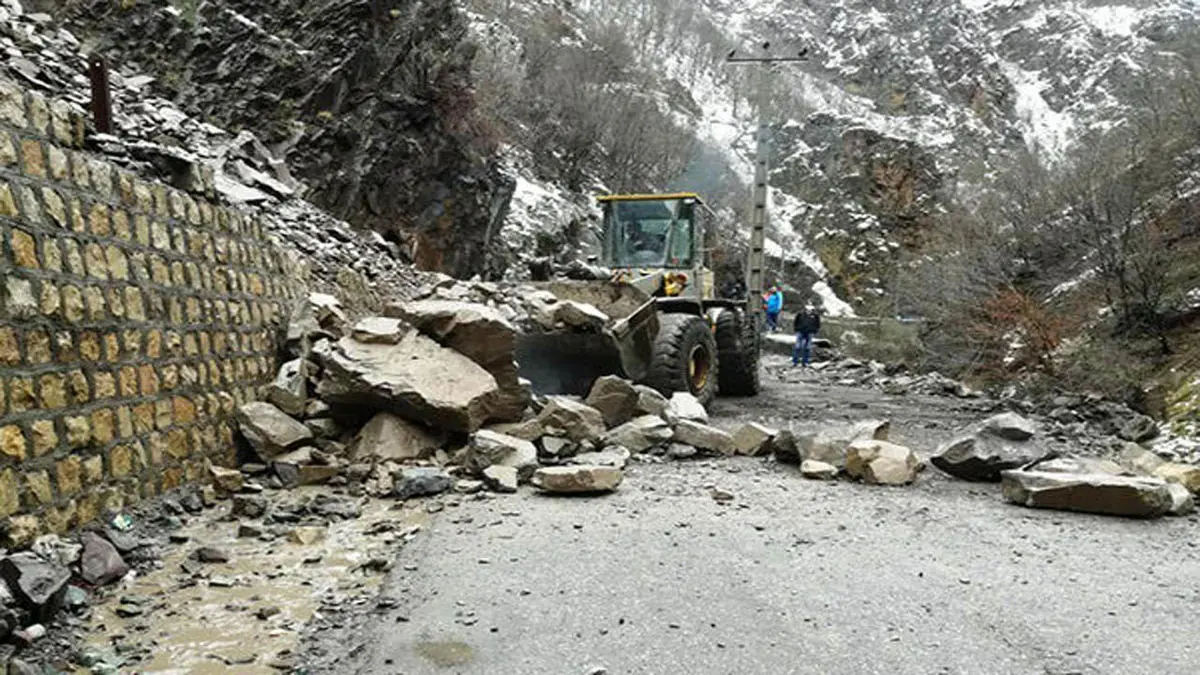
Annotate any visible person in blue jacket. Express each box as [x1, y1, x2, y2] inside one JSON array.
[[764, 286, 784, 332]]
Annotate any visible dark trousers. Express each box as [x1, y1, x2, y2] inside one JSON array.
[[793, 332, 814, 366], [765, 311, 780, 332]]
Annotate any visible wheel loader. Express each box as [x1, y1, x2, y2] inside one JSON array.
[[514, 192, 762, 405]]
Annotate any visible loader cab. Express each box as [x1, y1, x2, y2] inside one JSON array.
[[598, 193, 707, 270]]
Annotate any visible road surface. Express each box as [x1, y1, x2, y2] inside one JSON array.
[[299, 361, 1200, 675]]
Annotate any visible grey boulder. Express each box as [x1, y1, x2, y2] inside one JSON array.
[[314, 331, 502, 433], [235, 402, 312, 460], [1000, 470, 1172, 518]]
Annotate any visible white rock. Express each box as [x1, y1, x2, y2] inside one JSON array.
[[668, 392, 708, 423], [800, 459, 839, 480], [732, 423, 777, 456], [845, 440, 920, 485], [532, 465, 622, 493], [672, 420, 734, 455]]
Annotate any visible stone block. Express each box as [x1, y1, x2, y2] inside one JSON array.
[[1, 424, 27, 461], [29, 420, 56, 456], [12, 229, 38, 268], [56, 456, 82, 495]]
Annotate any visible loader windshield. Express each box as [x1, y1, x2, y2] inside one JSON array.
[[602, 198, 695, 269]]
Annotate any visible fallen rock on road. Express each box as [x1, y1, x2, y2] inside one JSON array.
[[845, 440, 920, 485], [532, 466, 623, 494], [1001, 469, 1173, 518], [932, 412, 1042, 482]]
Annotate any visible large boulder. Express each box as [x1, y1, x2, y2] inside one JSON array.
[[802, 420, 890, 469], [236, 402, 312, 459], [313, 329, 502, 433], [536, 397, 607, 443], [386, 300, 529, 419], [79, 532, 129, 587], [668, 393, 708, 423], [931, 413, 1042, 482], [672, 420, 734, 455], [350, 412, 441, 462], [845, 440, 920, 485], [468, 430, 540, 482], [603, 415, 674, 452], [1000, 470, 1173, 518], [585, 376, 640, 427], [532, 465, 623, 493], [732, 423, 777, 456], [1117, 443, 1165, 476], [0, 552, 71, 622], [1152, 463, 1200, 494]]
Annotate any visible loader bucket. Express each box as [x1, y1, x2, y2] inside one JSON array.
[[515, 281, 660, 395]]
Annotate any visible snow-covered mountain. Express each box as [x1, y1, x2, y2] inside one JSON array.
[[477, 0, 1200, 312]]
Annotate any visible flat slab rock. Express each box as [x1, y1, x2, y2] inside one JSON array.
[[1, 552, 71, 621], [532, 465, 623, 493], [1001, 469, 1173, 518], [314, 332, 502, 433], [236, 401, 312, 459]]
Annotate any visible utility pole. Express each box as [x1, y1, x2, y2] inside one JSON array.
[[726, 43, 806, 317]]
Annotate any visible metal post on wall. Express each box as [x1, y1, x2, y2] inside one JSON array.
[[725, 43, 807, 317], [87, 54, 113, 135]]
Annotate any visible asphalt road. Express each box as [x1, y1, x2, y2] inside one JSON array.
[[303, 362, 1200, 675]]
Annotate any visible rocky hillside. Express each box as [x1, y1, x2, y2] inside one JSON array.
[[23, 0, 1200, 322], [57, 0, 510, 278]]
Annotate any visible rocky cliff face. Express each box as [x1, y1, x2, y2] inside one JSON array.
[[62, 0, 512, 278]]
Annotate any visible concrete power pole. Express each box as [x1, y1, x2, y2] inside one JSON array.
[[726, 43, 807, 317]]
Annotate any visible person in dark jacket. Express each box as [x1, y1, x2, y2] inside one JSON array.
[[793, 303, 821, 367]]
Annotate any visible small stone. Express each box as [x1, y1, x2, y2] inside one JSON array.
[[194, 546, 230, 563], [237, 524, 264, 539], [289, 526, 327, 545], [667, 392, 708, 423], [800, 459, 839, 480], [393, 467, 454, 499], [482, 465, 519, 493], [232, 494, 268, 518], [209, 465, 244, 493]]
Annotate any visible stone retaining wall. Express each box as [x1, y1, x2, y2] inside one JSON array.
[[0, 80, 307, 547]]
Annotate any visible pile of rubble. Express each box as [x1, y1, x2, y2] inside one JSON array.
[[0, 480, 232, 672], [228, 290, 760, 504]]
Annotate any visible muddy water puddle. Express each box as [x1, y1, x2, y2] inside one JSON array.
[[84, 490, 429, 673]]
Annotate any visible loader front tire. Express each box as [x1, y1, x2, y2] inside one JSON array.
[[714, 308, 761, 396], [647, 313, 717, 406]]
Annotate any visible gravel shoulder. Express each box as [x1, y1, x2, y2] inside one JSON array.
[[299, 359, 1200, 675]]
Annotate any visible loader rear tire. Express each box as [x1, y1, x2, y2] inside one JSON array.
[[646, 313, 717, 406], [714, 308, 761, 396]]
